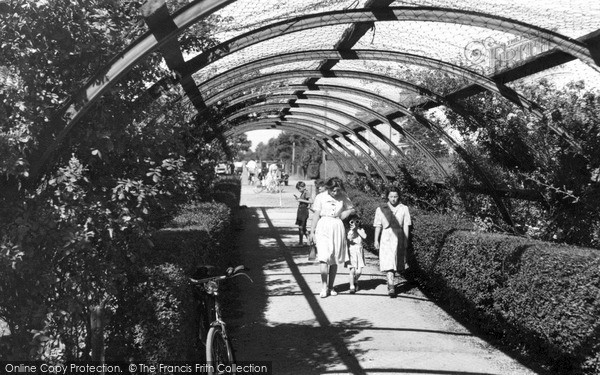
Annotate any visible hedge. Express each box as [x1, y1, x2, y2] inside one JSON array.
[[348, 187, 600, 374], [105, 180, 241, 363]]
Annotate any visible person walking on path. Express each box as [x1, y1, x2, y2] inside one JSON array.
[[373, 186, 412, 297], [310, 177, 356, 298], [293, 181, 312, 246], [345, 213, 366, 294]]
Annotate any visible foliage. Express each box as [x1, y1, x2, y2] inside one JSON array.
[[413, 222, 600, 375], [106, 201, 234, 362], [446, 80, 600, 248], [0, 0, 228, 361]]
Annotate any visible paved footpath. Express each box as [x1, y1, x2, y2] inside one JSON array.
[[227, 177, 538, 375]]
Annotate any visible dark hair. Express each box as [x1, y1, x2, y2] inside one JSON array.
[[295, 181, 306, 189], [324, 177, 345, 192], [345, 213, 362, 228], [314, 179, 325, 188], [385, 186, 401, 198]]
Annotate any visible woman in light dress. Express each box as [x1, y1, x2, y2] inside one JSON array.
[[310, 177, 356, 298], [373, 186, 411, 297]]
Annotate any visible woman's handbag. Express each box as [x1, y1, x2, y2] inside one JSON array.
[[308, 242, 317, 261]]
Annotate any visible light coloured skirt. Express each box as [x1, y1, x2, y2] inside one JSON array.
[[315, 216, 347, 265]]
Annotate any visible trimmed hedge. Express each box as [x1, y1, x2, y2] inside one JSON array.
[[348, 187, 600, 374], [106, 197, 239, 362], [212, 177, 242, 209]]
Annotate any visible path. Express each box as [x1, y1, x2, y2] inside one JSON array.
[[227, 177, 538, 375]]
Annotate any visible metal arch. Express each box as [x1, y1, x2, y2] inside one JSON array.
[[256, 112, 391, 183], [214, 72, 514, 226], [199, 48, 578, 148], [223, 83, 451, 177], [248, 117, 376, 180], [183, 6, 600, 77], [32, 3, 598, 182], [137, 76, 449, 178], [227, 121, 364, 178], [224, 102, 400, 177], [204, 70, 488, 184], [202, 50, 543, 118], [225, 123, 359, 179], [229, 103, 398, 179], [228, 91, 410, 159]]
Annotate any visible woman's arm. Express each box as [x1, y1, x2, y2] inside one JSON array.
[[339, 195, 356, 220], [373, 208, 382, 250], [339, 207, 356, 220], [309, 209, 321, 243], [374, 226, 382, 250]]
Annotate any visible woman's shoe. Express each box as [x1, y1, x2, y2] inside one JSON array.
[[388, 285, 395, 297], [320, 289, 328, 298], [329, 288, 338, 296], [349, 287, 356, 294]]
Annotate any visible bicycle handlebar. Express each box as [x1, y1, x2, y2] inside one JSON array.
[[190, 265, 253, 285]]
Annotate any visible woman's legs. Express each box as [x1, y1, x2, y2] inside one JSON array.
[[386, 271, 395, 296], [328, 265, 338, 295], [320, 262, 329, 297]]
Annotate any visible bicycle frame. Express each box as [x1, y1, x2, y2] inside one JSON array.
[[191, 266, 252, 349]]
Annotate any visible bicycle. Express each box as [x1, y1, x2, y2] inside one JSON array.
[[190, 265, 252, 375]]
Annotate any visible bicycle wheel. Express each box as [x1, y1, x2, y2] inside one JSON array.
[[206, 325, 235, 375]]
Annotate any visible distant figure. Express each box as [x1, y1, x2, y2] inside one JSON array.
[[294, 181, 312, 247], [246, 160, 257, 185], [373, 186, 412, 298], [265, 163, 280, 188], [345, 213, 366, 294]]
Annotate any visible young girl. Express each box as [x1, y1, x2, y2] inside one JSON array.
[[346, 214, 366, 294], [294, 181, 312, 246]]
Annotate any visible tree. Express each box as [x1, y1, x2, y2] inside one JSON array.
[[0, 0, 226, 360]]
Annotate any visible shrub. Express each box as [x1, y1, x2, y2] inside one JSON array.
[[105, 201, 234, 362], [105, 264, 197, 362], [420, 231, 600, 374]]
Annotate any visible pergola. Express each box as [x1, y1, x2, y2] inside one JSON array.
[[27, 0, 600, 226]]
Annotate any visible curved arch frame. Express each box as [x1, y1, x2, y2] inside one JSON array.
[[229, 90, 409, 157], [184, 6, 599, 77], [225, 102, 399, 177], [230, 119, 373, 178], [32, 3, 598, 181], [259, 113, 391, 183], [224, 83, 451, 176], [214, 71, 514, 225], [202, 50, 543, 117]]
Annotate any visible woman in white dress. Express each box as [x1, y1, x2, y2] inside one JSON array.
[[310, 177, 356, 298], [373, 186, 412, 297]]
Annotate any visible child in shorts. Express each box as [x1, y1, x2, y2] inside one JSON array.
[[294, 181, 312, 246], [346, 213, 366, 293]]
